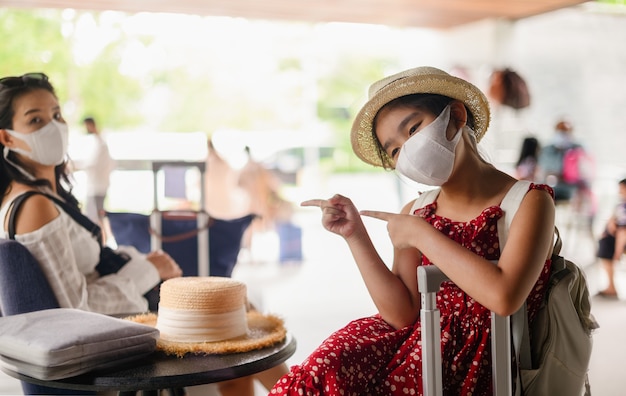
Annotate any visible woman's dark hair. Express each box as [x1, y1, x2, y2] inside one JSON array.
[[372, 93, 476, 169], [0, 73, 78, 208], [516, 136, 540, 167]]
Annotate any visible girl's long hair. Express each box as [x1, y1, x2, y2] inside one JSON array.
[[0, 77, 78, 208]]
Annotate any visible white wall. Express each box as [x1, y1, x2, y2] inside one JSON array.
[[439, 5, 626, 215]]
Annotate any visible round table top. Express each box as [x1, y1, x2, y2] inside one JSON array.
[[3, 334, 296, 392]]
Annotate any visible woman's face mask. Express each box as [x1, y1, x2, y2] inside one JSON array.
[[395, 105, 462, 186], [3, 119, 69, 166]]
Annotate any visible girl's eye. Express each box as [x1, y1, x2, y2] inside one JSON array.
[[54, 113, 63, 120], [390, 147, 399, 158], [408, 122, 421, 136], [28, 117, 41, 125]]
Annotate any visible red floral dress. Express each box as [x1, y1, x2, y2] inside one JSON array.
[[270, 184, 553, 396]]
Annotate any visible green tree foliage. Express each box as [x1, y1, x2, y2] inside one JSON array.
[[0, 8, 400, 172], [0, 9, 72, 101], [75, 43, 144, 130], [317, 57, 400, 171], [0, 9, 144, 131]]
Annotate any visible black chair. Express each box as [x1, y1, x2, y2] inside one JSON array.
[[0, 238, 94, 395]]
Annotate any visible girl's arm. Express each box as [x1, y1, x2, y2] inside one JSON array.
[[13, 195, 159, 314], [362, 188, 555, 317]]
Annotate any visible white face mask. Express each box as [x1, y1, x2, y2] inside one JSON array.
[[395, 105, 462, 186], [3, 119, 69, 166]]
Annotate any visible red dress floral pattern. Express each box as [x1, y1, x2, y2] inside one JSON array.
[[270, 184, 553, 396]]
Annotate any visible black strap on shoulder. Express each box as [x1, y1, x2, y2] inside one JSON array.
[[8, 191, 39, 240], [7, 191, 103, 246]]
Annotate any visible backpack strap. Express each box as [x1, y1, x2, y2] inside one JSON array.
[[497, 180, 531, 249], [409, 188, 440, 213], [497, 180, 535, 378], [7, 191, 103, 246]]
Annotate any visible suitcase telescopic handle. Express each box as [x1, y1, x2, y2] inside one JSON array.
[[417, 265, 513, 396], [418, 265, 446, 396]]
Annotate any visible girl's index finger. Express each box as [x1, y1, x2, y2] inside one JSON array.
[[301, 199, 325, 208], [359, 210, 393, 221]]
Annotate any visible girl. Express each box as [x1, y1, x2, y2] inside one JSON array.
[[271, 66, 555, 395], [0, 72, 181, 314], [0, 72, 287, 396]]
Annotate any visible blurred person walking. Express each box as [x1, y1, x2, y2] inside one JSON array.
[[81, 117, 115, 225], [238, 145, 283, 231], [538, 119, 596, 253], [538, 119, 594, 204], [205, 138, 249, 219]]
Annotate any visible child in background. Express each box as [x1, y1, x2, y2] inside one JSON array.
[[596, 178, 626, 298]]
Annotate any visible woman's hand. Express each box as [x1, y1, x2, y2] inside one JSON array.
[[301, 194, 365, 239], [360, 210, 421, 250], [146, 250, 183, 280]]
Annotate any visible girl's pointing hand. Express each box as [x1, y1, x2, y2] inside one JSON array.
[[301, 194, 364, 239], [360, 210, 421, 249]]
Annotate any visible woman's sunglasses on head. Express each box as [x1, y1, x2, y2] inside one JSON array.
[[0, 73, 49, 88]]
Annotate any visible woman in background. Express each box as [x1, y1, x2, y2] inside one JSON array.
[[515, 136, 541, 181]]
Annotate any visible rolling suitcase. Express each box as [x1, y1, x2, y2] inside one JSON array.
[[417, 266, 515, 395], [149, 160, 210, 276], [107, 160, 254, 278], [413, 184, 533, 396]]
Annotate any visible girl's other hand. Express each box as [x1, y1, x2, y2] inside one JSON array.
[[360, 210, 420, 250], [301, 194, 363, 239]]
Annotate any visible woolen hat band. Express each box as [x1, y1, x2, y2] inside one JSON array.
[[350, 66, 491, 167]]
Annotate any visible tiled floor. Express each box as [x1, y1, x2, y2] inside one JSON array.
[[1, 181, 624, 395]]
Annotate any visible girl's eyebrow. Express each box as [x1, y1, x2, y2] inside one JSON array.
[[23, 108, 42, 116], [382, 112, 420, 152], [23, 105, 60, 117], [397, 112, 417, 134]]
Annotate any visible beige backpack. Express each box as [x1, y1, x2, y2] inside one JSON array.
[[498, 180, 598, 395]]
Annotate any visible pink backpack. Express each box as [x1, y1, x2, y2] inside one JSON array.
[[562, 146, 590, 184]]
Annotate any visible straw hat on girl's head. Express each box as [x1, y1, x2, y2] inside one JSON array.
[[350, 66, 491, 167]]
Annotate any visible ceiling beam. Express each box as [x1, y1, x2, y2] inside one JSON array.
[[0, 0, 589, 29]]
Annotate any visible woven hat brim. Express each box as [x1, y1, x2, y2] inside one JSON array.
[[126, 311, 287, 358], [351, 72, 491, 167]]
